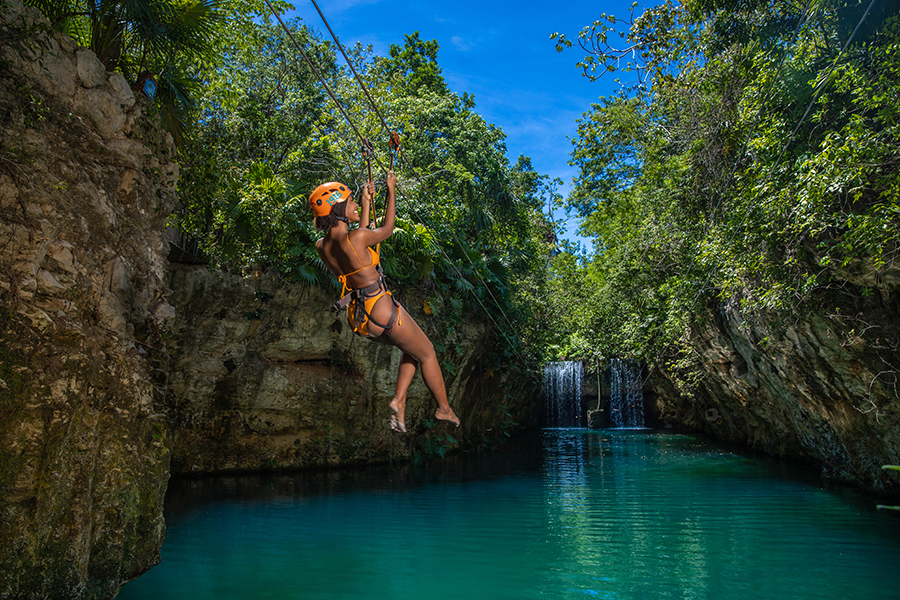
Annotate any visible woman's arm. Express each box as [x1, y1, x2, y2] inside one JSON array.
[[353, 172, 396, 247], [379, 171, 396, 233]]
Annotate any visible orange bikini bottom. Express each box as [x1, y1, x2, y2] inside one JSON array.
[[343, 281, 401, 338]]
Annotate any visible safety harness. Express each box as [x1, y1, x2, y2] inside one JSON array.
[[331, 237, 401, 336]]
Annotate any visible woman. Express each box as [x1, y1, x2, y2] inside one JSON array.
[[310, 172, 460, 433]]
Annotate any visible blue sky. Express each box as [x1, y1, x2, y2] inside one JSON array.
[[281, 0, 649, 246]]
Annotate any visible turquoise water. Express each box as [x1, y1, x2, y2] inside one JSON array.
[[119, 430, 900, 599]]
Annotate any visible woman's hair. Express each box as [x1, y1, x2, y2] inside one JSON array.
[[314, 199, 348, 231]]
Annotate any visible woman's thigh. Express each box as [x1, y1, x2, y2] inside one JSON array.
[[360, 293, 394, 338], [369, 298, 433, 361]]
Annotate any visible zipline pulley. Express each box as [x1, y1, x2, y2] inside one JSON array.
[[262, 0, 531, 366], [362, 137, 375, 182]]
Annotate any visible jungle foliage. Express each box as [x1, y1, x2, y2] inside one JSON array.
[[549, 0, 900, 372], [171, 17, 559, 366]]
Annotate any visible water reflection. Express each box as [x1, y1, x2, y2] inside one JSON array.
[[121, 430, 900, 600]]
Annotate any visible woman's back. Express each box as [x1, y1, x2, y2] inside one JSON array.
[[318, 229, 381, 290]]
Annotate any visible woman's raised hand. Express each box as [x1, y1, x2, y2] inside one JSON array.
[[361, 181, 375, 206], [386, 171, 396, 194]]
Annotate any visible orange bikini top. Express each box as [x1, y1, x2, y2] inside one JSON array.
[[337, 233, 380, 297]]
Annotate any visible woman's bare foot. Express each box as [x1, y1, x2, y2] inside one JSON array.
[[389, 397, 406, 433], [435, 406, 460, 427]]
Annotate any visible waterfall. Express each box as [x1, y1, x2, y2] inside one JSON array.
[[608, 359, 645, 428], [543, 361, 583, 428]]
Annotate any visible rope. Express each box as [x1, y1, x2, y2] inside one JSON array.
[[309, 0, 410, 171], [310, 1, 390, 140], [262, 0, 368, 149]]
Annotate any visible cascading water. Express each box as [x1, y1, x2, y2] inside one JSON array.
[[543, 361, 583, 428], [608, 358, 645, 428]]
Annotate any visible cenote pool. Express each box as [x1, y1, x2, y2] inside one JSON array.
[[118, 429, 900, 599]]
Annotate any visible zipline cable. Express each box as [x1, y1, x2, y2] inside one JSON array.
[[404, 203, 533, 365], [262, 0, 372, 157], [309, 0, 411, 172], [310, 2, 388, 137], [309, 2, 532, 359]]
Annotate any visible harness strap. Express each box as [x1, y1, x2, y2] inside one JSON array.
[[332, 272, 383, 311], [356, 291, 400, 335], [331, 266, 401, 336]]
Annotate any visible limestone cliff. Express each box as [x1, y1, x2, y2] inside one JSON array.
[[0, 3, 177, 597], [165, 265, 539, 474], [647, 260, 900, 494]]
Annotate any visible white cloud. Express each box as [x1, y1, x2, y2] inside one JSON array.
[[332, 0, 384, 12], [450, 36, 476, 51]]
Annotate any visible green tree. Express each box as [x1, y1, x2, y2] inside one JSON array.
[[381, 31, 449, 96], [554, 0, 900, 371], [175, 21, 555, 366], [26, 0, 221, 72], [175, 16, 335, 280]]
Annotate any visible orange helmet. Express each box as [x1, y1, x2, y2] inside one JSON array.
[[309, 182, 351, 217]]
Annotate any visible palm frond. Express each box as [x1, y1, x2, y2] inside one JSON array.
[[453, 277, 475, 294], [474, 206, 493, 233], [294, 264, 321, 286], [167, 0, 225, 60], [154, 60, 200, 143]]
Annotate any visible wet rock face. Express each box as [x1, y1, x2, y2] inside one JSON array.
[[0, 3, 176, 597], [648, 282, 900, 494], [165, 266, 539, 473]]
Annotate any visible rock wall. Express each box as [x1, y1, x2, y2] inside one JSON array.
[[165, 265, 540, 474], [647, 263, 900, 494], [0, 3, 177, 598]]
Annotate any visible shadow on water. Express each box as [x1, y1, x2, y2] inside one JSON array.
[[163, 429, 547, 523], [163, 427, 895, 534]]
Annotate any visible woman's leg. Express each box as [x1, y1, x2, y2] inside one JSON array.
[[368, 296, 460, 431], [389, 353, 417, 432]]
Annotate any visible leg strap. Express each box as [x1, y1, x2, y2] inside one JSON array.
[[355, 285, 401, 337], [332, 275, 401, 337]]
